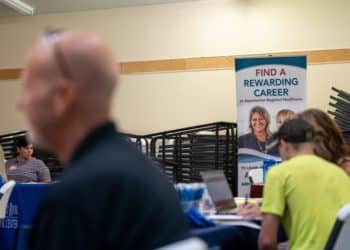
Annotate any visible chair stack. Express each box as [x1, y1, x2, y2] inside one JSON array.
[[0, 131, 26, 160], [123, 133, 151, 156], [328, 87, 350, 145], [145, 122, 238, 195]]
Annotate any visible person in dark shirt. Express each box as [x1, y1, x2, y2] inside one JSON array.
[[17, 29, 188, 250]]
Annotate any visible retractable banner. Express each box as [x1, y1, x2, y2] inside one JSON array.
[[235, 56, 307, 196]]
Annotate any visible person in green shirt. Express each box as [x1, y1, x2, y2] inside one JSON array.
[[259, 118, 350, 250]]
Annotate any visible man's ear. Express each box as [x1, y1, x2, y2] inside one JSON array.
[[52, 80, 77, 117]]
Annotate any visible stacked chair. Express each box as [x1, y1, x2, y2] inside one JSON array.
[[328, 87, 350, 145], [146, 122, 238, 195]]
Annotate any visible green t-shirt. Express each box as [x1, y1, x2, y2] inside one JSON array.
[[261, 155, 350, 250]]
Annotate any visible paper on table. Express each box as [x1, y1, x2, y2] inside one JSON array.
[[206, 214, 262, 222], [211, 220, 261, 229], [206, 214, 244, 221], [206, 214, 262, 230]]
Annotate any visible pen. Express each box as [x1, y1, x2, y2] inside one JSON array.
[[244, 193, 248, 206]]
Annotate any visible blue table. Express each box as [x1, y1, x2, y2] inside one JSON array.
[[0, 183, 49, 250]]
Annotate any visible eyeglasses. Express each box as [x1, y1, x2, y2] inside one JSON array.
[[41, 28, 73, 80]]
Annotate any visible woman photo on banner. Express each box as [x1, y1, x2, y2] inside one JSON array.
[[238, 105, 279, 156]]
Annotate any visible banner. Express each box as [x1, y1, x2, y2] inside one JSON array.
[[235, 56, 307, 196]]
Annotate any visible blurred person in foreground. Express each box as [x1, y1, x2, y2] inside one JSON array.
[[18, 29, 188, 250], [258, 118, 350, 250], [5, 137, 51, 183]]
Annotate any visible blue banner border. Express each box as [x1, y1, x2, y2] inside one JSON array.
[[235, 55, 307, 71]]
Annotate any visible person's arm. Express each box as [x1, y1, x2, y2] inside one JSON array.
[[259, 213, 280, 250], [259, 167, 286, 249], [36, 160, 51, 183]]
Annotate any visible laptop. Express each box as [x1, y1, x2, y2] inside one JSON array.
[[200, 170, 238, 214]]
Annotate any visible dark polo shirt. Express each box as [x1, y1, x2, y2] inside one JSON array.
[[29, 122, 189, 250]]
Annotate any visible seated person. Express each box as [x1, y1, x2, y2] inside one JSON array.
[[259, 118, 350, 250], [5, 137, 51, 183]]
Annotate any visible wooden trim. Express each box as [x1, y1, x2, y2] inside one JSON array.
[[120, 48, 350, 74], [0, 68, 22, 80], [306, 48, 350, 63], [120, 56, 233, 74], [1, 48, 350, 79]]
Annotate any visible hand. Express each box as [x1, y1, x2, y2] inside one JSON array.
[[237, 203, 261, 218]]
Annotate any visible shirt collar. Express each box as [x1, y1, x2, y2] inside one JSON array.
[[69, 121, 117, 164]]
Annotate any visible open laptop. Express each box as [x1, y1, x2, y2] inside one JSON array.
[[200, 170, 237, 214]]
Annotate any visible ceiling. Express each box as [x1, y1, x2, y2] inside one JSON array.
[[0, 0, 198, 17]]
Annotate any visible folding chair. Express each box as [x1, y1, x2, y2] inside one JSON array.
[[325, 203, 350, 250], [0, 180, 16, 218]]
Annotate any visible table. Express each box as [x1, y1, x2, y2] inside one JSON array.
[[0, 183, 49, 250]]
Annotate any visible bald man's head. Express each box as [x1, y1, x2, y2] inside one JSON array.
[[18, 29, 118, 151], [41, 30, 118, 112]]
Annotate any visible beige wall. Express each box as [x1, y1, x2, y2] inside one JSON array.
[[0, 0, 350, 134]]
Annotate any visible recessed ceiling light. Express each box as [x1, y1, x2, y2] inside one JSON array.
[[0, 0, 34, 16]]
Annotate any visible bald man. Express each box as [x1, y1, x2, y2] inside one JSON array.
[[18, 29, 188, 250]]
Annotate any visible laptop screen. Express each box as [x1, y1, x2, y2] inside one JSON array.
[[200, 170, 236, 211]]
